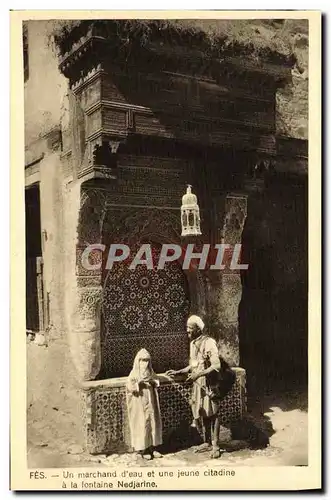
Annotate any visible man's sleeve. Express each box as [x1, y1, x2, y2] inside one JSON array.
[[205, 338, 221, 370]]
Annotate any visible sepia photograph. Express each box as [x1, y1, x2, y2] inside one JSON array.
[[10, 10, 321, 491]]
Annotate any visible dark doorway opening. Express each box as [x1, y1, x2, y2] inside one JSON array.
[[25, 185, 43, 332], [239, 180, 308, 398]]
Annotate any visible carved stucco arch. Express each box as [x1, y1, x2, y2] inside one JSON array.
[[71, 188, 208, 381], [100, 205, 208, 377], [78, 188, 107, 246]]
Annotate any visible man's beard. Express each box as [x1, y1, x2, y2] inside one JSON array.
[[189, 329, 202, 341]]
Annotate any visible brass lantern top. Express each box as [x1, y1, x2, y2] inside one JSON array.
[[181, 185, 198, 207], [181, 184, 202, 237]]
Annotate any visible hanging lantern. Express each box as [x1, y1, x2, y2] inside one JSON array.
[[181, 185, 202, 237]]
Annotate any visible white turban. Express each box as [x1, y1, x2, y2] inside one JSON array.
[[187, 315, 205, 332]]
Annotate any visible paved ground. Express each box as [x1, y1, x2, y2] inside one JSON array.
[[28, 389, 308, 468]]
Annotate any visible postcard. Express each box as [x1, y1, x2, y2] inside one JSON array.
[[10, 9, 321, 491]]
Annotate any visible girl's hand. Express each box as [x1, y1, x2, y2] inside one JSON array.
[[166, 369, 178, 377], [138, 379, 151, 387], [187, 372, 201, 382]]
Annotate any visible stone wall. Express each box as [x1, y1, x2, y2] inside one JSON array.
[[24, 21, 79, 457], [27, 336, 84, 466], [24, 20, 68, 147], [276, 20, 308, 140]]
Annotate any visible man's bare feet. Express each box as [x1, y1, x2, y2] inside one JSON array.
[[210, 447, 222, 459], [194, 442, 212, 453]]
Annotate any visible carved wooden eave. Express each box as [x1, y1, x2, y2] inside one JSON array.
[[57, 22, 294, 90], [276, 135, 308, 159], [59, 33, 109, 87], [56, 21, 296, 161], [219, 55, 292, 87], [146, 42, 292, 88], [58, 31, 127, 183], [243, 136, 308, 193], [77, 165, 117, 182], [275, 136, 308, 177], [77, 134, 123, 182]]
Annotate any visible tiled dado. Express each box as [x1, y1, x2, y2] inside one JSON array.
[[81, 368, 246, 455]]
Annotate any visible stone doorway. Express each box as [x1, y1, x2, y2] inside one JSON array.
[[25, 184, 44, 333]]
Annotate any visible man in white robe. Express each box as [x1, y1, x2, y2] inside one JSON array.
[[167, 315, 222, 458]]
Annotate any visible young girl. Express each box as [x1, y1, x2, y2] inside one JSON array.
[[126, 348, 163, 460]]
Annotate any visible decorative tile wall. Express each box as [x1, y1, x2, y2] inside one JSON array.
[[82, 367, 246, 454]]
